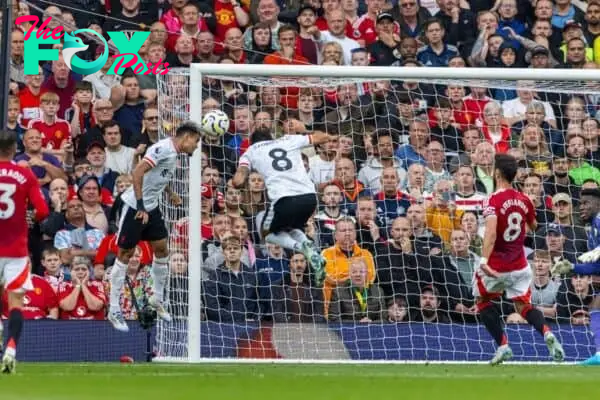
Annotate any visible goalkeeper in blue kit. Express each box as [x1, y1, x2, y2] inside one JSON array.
[[552, 189, 600, 365]]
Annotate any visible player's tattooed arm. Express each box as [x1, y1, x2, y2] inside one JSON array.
[[232, 166, 250, 189]]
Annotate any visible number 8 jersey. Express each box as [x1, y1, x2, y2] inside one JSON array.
[[482, 188, 536, 273], [238, 135, 316, 204]]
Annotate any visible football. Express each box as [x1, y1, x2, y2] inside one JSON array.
[[201, 110, 230, 137]]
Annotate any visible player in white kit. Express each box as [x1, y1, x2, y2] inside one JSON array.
[[232, 128, 336, 283], [108, 122, 202, 332]]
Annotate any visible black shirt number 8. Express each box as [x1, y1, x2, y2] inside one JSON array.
[[268, 148, 292, 172]]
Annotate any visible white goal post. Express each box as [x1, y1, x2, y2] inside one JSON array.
[[154, 64, 600, 364]]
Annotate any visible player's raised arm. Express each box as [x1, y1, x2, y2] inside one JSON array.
[[232, 165, 250, 189], [309, 131, 337, 146]]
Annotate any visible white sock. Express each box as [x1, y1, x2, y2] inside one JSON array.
[[289, 229, 310, 245], [265, 232, 302, 252], [151, 256, 169, 302], [109, 259, 127, 313]]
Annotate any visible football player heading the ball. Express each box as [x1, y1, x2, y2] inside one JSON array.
[[107, 122, 202, 333], [552, 188, 600, 366]]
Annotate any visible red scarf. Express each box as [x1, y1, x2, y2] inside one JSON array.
[[79, 108, 96, 134]]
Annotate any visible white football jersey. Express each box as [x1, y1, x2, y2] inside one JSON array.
[[121, 138, 178, 211], [239, 135, 315, 204]]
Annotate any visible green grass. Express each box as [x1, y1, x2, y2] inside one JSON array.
[[1, 363, 599, 399]]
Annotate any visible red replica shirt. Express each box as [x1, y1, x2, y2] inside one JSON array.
[[483, 188, 536, 273], [58, 281, 107, 320], [18, 86, 45, 127], [351, 14, 399, 46], [1, 275, 57, 319], [213, 0, 249, 53], [28, 118, 71, 150], [0, 161, 49, 257], [94, 233, 153, 266], [463, 95, 491, 127]]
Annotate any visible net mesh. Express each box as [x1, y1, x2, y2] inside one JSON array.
[[155, 67, 598, 362]]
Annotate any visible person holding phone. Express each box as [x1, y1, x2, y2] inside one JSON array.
[[425, 179, 464, 245]]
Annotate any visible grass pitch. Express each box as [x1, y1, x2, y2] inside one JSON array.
[[1, 363, 599, 400]]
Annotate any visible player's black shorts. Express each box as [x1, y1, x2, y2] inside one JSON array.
[[116, 205, 168, 250], [262, 193, 317, 234]]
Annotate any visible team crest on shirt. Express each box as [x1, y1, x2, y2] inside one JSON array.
[[353, 29, 361, 39], [216, 9, 234, 25], [23, 295, 31, 305], [35, 287, 42, 295], [393, 48, 402, 59], [56, 130, 63, 139], [76, 306, 86, 316]]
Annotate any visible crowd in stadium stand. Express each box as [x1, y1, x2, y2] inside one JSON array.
[[3, 0, 599, 326]]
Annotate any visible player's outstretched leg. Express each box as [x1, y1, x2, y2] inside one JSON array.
[[2, 296, 25, 374], [516, 302, 564, 362], [108, 252, 130, 332], [147, 240, 172, 322], [289, 229, 326, 279], [581, 307, 600, 365], [478, 300, 512, 365]]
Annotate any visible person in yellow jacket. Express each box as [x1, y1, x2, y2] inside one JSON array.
[[426, 180, 464, 245], [322, 217, 375, 319]]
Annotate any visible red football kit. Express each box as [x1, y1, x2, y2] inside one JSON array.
[[28, 118, 72, 150], [483, 188, 536, 273]]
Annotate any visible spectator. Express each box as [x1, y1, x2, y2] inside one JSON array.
[[86, 142, 119, 194], [314, 183, 347, 248], [58, 257, 107, 320], [53, 198, 105, 266], [102, 121, 140, 175], [425, 179, 464, 245], [411, 285, 450, 322], [1, 275, 58, 320], [530, 250, 560, 320], [567, 134, 600, 185], [447, 127, 482, 172], [271, 253, 325, 323], [166, 34, 201, 68], [331, 157, 370, 215], [320, 8, 361, 65], [41, 178, 69, 246], [374, 166, 413, 227], [202, 235, 259, 322], [104, 0, 158, 32], [544, 154, 580, 202], [105, 246, 152, 320], [556, 274, 593, 324], [14, 129, 67, 189], [367, 12, 401, 66], [387, 296, 409, 322], [322, 217, 376, 317], [502, 83, 557, 129], [453, 165, 486, 215], [406, 202, 443, 256], [328, 257, 387, 322], [112, 75, 146, 137], [423, 140, 450, 193], [65, 81, 96, 139], [402, 163, 428, 203], [417, 18, 458, 67], [42, 247, 67, 293], [430, 98, 462, 152], [395, 120, 430, 168], [18, 64, 44, 128], [472, 141, 495, 194], [197, 31, 220, 63], [27, 92, 72, 159], [355, 196, 385, 252], [77, 175, 110, 233], [41, 58, 77, 118], [392, 0, 431, 40], [358, 129, 406, 193]]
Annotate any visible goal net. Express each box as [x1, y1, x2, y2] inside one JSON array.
[[155, 65, 599, 363]]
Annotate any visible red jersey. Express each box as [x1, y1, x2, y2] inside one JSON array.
[[1, 275, 58, 319], [58, 281, 107, 320], [28, 118, 71, 150], [18, 86, 45, 127], [483, 188, 536, 272], [351, 14, 399, 46], [463, 95, 491, 127], [0, 161, 49, 257], [94, 233, 153, 266], [213, 0, 249, 53]]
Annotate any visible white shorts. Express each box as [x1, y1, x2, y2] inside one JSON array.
[[0, 257, 32, 293], [472, 266, 533, 303]]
